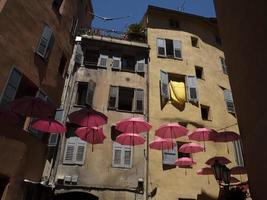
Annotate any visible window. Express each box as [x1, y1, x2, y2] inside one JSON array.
[[97, 54, 109, 68], [36, 25, 53, 59], [84, 49, 99, 67], [195, 66, 204, 79], [169, 19, 180, 28], [185, 76, 198, 103], [220, 57, 228, 74], [157, 38, 182, 59], [191, 36, 199, 48], [76, 81, 96, 106], [201, 105, 211, 120], [122, 55, 135, 71], [112, 56, 122, 70], [58, 54, 67, 77], [112, 142, 133, 168], [223, 89, 235, 114], [108, 86, 144, 113], [48, 109, 64, 147], [233, 140, 244, 166]]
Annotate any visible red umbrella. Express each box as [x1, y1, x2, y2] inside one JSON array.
[[155, 123, 188, 139], [197, 167, 213, 175], [231, 166, 247, 175], [68, 108, 108, 127], [149, 137, 175, 150], [179, 142, 204, 153], [116, 117, 151, 133], [75, 126, 106, 151], [0, 109, 20, 124], [214, 131, 241, 154], [11, 96, 56, 118], [31, 119, 66, 133], [175, 157, 196, 166], [205, 156, 231, 165], [116, 133, 145, 146]]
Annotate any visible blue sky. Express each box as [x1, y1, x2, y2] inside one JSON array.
[[91, 0, 215, 32]]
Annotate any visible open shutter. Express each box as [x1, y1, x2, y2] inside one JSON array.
[[75, 43, 84, 65], [162, 145, 177, 165], [134, 89, 144, 113], [112, 56, 121, 70], [63, 137, 77, 164], [186, 76, 198, 103], [224, 89, 235, 113], [157, 38, 166, 57], [75, 138, 87, 165], [71, 18, 79, 37], [86, 80, 96, 107], [108, 86, 118, 109], [233, 140, 244, 166], [160, 70, 169, 108], [220, 57, 228, 74], [135, 58, 146, 73], [36, 25, 52, 58], [112, 142, 123, 167], [123, 146, 133, 168], [48, 109, 64, 147], [97, 54, 109, 68], [173, 40, 182, 59]]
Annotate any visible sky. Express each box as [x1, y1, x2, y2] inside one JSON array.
[[91, 0, 216, 32]]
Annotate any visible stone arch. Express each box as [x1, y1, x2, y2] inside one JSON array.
[[53, 191, 99, 200]]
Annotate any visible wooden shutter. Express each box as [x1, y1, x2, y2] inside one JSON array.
[[1, 67, 22, 106], [157, 38, 166, 57], [173, 40, 182, 59], [112, 56, 121, 70], [186, 76, 198, 103], [233, 140, 244, 166], [36, 25, 53, 58], [108, 86, 118, 109], [134, 89, 144, 113], [75, 138, 87, 165], [98, 54, 109, 68], [163, 145, 177, 165], [224, 89, 235, 113], [63, 137, 77, 164], [48, 109, 64, 147], [86, 80, 96, 107], [75, 43, 84, 65], [135, 58, 146, 73], [160, 70, 169, 108]]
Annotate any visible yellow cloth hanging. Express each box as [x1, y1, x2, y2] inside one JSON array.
[[169, 81, 186, 105]]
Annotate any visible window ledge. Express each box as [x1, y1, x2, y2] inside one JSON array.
[[112, 166, 132, 169], [157, 56, 183, 61], [107, 108, 144, 115]]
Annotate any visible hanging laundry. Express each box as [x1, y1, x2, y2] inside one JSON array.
[[169, 81, 186, 105]]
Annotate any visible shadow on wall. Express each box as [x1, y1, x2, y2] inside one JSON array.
[[197, 190, 217, 200], [53, 191, 99, 200]]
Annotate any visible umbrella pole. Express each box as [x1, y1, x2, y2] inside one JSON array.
[[203, 132, 206, 152], [208, 176, 210, 184]]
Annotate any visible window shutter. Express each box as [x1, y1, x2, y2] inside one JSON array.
[[71, 18, 79, 37], [157, 38, 166, 57], [75, 43, 84, 65], [173, 40, 182, 59], [186, 76, 198, 103], [108, 86, 118, 109], [220, 57, 228, 74], [86, 80, 96, 107], [134, 89, 144, 113], [75, 138, 87, 165], [97, 54, 109, 68], [112, 56, 121, 70], [48, 109, 64, 147], [36, 25, 52, 58], [224, 89, 235, 113], [160, 70, 169, 108], [163, 145, 177, 165], [233, 140, 244, 166], [135, 58, 145, 73], [63, 137, 77, 164], [112, 142, 123, 167], [123, 146, 132, 168]]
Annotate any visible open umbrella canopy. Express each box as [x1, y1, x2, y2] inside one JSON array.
[[116, 133, 145, 146], [116, 117, 151, 133], [0, 109, 20, 124], [31, 119, 66, 133], [149, 137, 175, 150], [179, 142, 204, 153], [11, 96, 56, 118], [68, 108, 108, 127], [155, 123, 188, 139], [213, 131, 240, 142], [188, 128, 216, 141], [230, 176, 240, 183], [75, 126, 106, 144], [175, 157, 196, 166], [205, 156, 231, 165], [197, 167, 214, 175], [231, 166, 247, 175]]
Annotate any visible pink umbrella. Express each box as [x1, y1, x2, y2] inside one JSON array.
[[116, 117, 151, 133], [149, 137, 175, 150], [188, 128, 217, 151], [116, 133, 145, 146], [31, 119, 66, 133], [230, 176, 240, 184], [155, 123, 188, 139], [0, 109, 20, 124], [75, 126, 106, 151], [179, 142, 204, 153], [68, 108, 108, 127], [214, 131, 241, 154], [205, 156, 231, 165], [175, 157, 196, 166], [230, 166, 247, 175], [197, 167, 214, 175], [11, 96, 56, 118]]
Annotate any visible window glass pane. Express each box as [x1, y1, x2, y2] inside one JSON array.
[[9, 70, 21, 87], [166, 39, 174, 56], [76, 145, 85, 162], [4, 85, 16, 99], [114, 149, 122, 165], [124, 150, 131, 166], [100, 58, 107, 67], [76, 83, 88, 105], [118, 87, 134, 111]]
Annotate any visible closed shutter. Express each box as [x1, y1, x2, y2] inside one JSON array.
[[160, 70, 169, 108], [186, 76, 198, 103], [157, 38, 166, 57], [98, 54, 109, 68], [1, 67, 22, 106], [173, 40, 182, 59], [86, 80, 96, 107], [224, 89, 235, 113], [63, 137, 77, 164], [108, 86, 118, 109], [124, 146, 132, 168], [75, 43, 84, 65], [48, 109, 64, 147], [75, 138, 87, 165], [135, 59, 145, 73], [233, 140, 244, 166], [220, 57, 228, 74], [134, 89, 144, 113], [163, 145, 177, 165], [113, 142, 122, 167], [36, 25, 53, 58], [112, 56, 121, 70]]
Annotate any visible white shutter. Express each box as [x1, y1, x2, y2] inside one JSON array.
[[157, 38, 166, 57], [135, 59, 145, 73], [134, 89, 144, 113], [163, 145, 177, 165], [112, 142, 133, 168], [63, 137, 77, 164], [224, 89, 235, 113], [233, 140, 244, 166], [112, 56, 121, 70], [123, 146, 132, 168], [36, 25, 52, 58], [48, 109, 64, 147], [75, 138, 87, 165], [97, 54, 109, 68], [108, 86, 118, 109], [160, 70, 169, 108], [173, 40, 182, 59], [113, 142, 123, 167], [75, 43, 84, 65], [186, 76, 198, 103], [86, 80, 96, 107]]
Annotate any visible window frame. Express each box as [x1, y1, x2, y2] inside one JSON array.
[[112, 142, 133, 169], [200, 104, 212, 121], [191, 36, 199, 48], [36, 25, 53, 59]]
